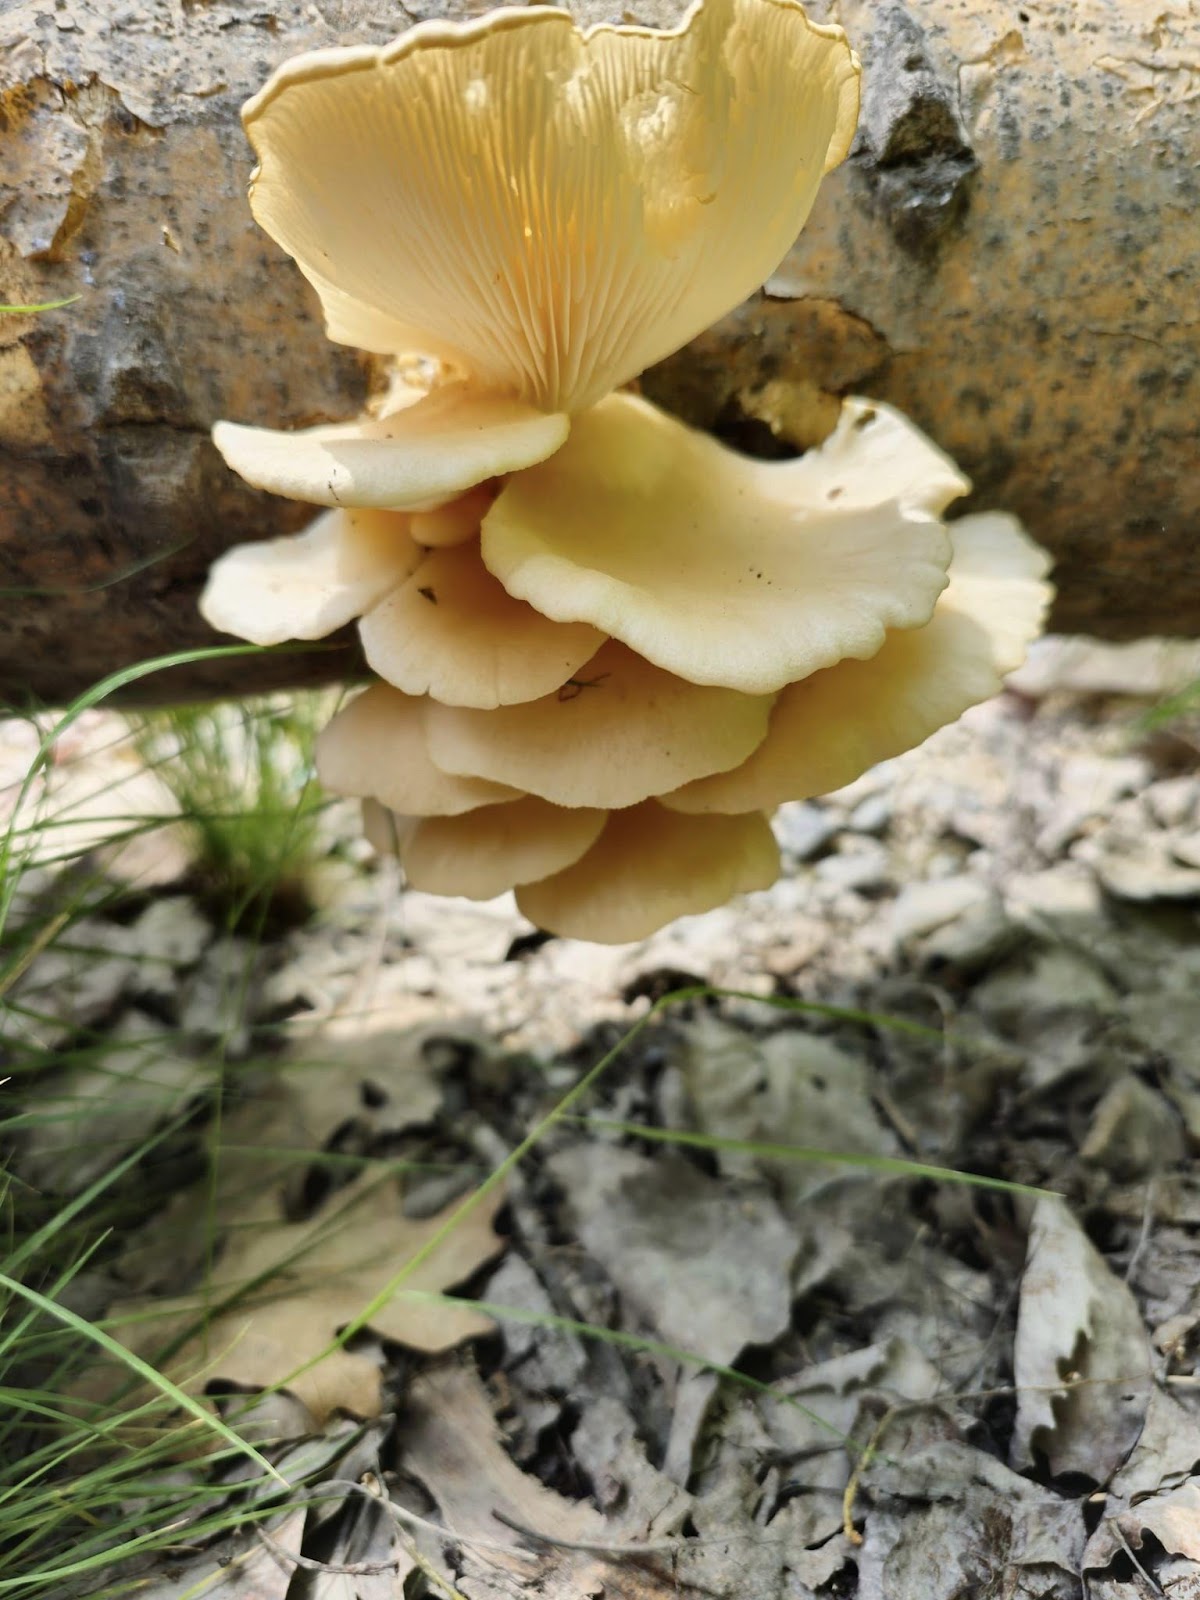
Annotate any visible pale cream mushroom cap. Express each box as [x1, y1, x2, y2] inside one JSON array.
[[359, 540, 605, 708], [238, 0, 860, 413], [516, 802, 780, 943], [410, 484, 498, 548], [212, 385, 568, 510], [199, 508, 420, 646], [300, 268, 459, 364], [316, 683, 519, 816], [483, 394, 962, 695], [361, 797, 414, 857], [938, 512, 1055, 674], [666, 512, 1053, 814], [400, 796, 608, 900], [424, 640, 774, 810]]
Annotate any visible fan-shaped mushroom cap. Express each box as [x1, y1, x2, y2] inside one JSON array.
[[238, 0, 859, 412], [516, 801, 780, 943], [359, 539, 605, 708], [666, 513, 1052, 813], [424, 640, 774, 809], [400, 795, 608, 899], [316, 683, 519, 816], [213, 385, 568, 510], [483, 394, 962, 694], [200, 508, 420, 647]]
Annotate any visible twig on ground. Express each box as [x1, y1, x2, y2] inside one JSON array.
[[402, 1538, 472, 1600], [264, 1474, 503, 1600], [491, 1508, 700, 1557], [1112, 1521, 1164, 1594], [873, 1082, 921, 1150], [255, 1522, 408, 1577], [842, 1406, 899, 1546], [1124, 1177, 1157, 1284], [324, 1477, 536, 1559]]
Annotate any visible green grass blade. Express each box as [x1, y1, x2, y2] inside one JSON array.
[[569, 1117, 1056, 1197], [3, 1112, 197, 1279], [0, 297, 80, 314], [0, 538, 195, 599], [0, 643, 284, 936], [0, 1274, 284, 1485], [1139, 678, 1200, 731]]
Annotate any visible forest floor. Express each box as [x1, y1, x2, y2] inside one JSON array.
[[4, 637, 1200, 1600]]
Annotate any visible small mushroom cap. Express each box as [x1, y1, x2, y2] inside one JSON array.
[[410, 484, 498, 549], [316, 683, 519, 815], [360, 539, 605, 709], [516, 801, 780, 943], [400, 796, 608, 900], [199, 508, 420, 646], [212, 384, 568, 510], [483, 394, 961, 695], [666, 512, 1053, 814], [239, 0, 860, 412], [361, 797, 414, 857], [934, 511, 1054, 674], [424, 640, 775, 810]]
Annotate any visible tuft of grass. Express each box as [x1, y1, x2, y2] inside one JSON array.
[[0, 644, 322, 1596], [0, 1123, 297, 1598], [0, 644, 280, 937], [132, 694, 335, 934], [1139, 678, 1200, 734]]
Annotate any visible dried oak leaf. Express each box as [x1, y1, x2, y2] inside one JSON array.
[[401, 1361, 708, 1599], [1011, 1197, 1152, 1481], [111, 1174, 505, 1425]]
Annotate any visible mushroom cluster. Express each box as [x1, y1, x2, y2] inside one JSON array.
[[202, 0, 1052, 943]]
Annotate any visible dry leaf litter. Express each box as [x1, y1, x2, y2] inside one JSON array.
[[4, 635, 1200, 1597]]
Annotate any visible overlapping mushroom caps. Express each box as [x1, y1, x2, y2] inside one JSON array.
[[201, 0, 1053, 943]]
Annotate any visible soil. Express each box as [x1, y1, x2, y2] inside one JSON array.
[[4, 637, 1200, 1598]]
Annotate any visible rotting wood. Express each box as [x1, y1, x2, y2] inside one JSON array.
[[1, 0, 1196, 703]]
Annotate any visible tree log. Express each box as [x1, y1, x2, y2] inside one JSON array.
[[1, 0, 1195, 703]]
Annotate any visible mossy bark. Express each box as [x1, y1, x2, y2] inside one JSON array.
[[1, 0, 1195, 703]]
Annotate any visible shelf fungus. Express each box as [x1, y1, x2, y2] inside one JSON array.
[[201, 0, 1052, 943]]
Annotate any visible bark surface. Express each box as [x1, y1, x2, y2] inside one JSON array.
[[1, 0, 1195, 702]]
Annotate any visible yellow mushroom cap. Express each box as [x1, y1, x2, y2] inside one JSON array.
[[666, 512, 1053, 813], [424, 640, 775, 810], [316, 683, 520, 816], [517, 802, 781, 943], [359, 539, 605, 709], [199, 508, 419, 647], [483, 394, 963, 695], [400, 796, 608, 900], [238, 0, 859, 412], [196, 0, 1061, 948], [212, 386, 568, 511]]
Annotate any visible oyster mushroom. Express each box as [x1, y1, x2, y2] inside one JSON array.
[[481, 394, 965, 694], [389, 796, 609, 903], [666, 513, 1053, 813], [314, 683, 518, 816], [421, 640, 775, 809], [202, 0, 1052, 943]]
